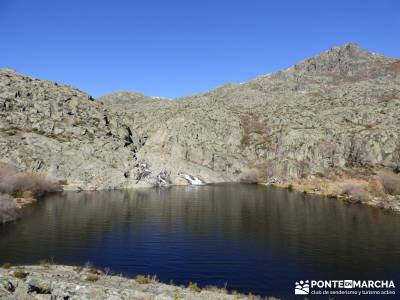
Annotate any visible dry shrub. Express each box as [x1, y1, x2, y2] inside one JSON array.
[[378, 171, 400, 195], [0, 164, 61, 198], [188, 282, 201, 293], [239, 168, 260, 184], [368, 176, 385, 195], [13, 270, 29, 279], [341, 181, 370, 203], [39, 259, 51, 268], [0, 194, 19, 223]]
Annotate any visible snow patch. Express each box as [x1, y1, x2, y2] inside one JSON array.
[[151, 96, 170, 100]]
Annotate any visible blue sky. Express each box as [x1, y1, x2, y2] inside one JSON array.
[[1, 0, 399, 98]]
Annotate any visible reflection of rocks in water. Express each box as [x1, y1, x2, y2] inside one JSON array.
[[0, 184, 400, 296]]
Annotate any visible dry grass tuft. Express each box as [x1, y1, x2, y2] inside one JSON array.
[[188, 282, 201, 293], [135, 274, 158, 284]]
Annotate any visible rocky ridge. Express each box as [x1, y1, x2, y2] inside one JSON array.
[[1, 43, 400, 209]]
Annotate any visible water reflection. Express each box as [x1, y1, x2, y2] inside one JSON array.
[[0, 184, 399, 297]]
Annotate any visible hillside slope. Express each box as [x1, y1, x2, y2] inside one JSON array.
[[0, 69, 141, 190], [1, 43, 400, 196], [101, 43, 400, 187]]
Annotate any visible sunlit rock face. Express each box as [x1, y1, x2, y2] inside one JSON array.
[[1, 43, 400, 189], [101, 43, 400, 183], [0, 69, 139, 190]]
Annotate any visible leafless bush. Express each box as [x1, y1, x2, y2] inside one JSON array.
[[239, 168, 260, 184], [0, 164, 61, 198], [341, 181, 370, 203], [378, 171, 400, 195], [0, 194, 19, 223]]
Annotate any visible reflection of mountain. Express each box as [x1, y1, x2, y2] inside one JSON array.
[[1, 185, 400, 296]]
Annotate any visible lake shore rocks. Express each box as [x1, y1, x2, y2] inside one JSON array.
[[0, 265, 276, 300]]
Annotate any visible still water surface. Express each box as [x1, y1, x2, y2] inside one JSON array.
[[1, 184, 399, 297]]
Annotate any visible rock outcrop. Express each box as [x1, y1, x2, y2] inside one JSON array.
[[1, 43, 400, 191], [0, 69, 143, 190]]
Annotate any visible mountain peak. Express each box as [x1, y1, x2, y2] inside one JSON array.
[[335, 42, 363, 52], [292, 42, 388, 76], [327, 42, 372, 60]]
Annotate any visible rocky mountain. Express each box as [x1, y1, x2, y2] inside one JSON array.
[[1, 43, 400, 190], [0, 69, 140, 190], [101, 43, 400, 185]]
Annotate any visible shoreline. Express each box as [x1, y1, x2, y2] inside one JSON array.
[[9, 173, 400, 225], [0, 264, 278, 299], [269, 183, 400, 213], [263, 169, 400, 213]]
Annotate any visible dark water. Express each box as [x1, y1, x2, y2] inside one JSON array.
[[1, 184, 400, 298]]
